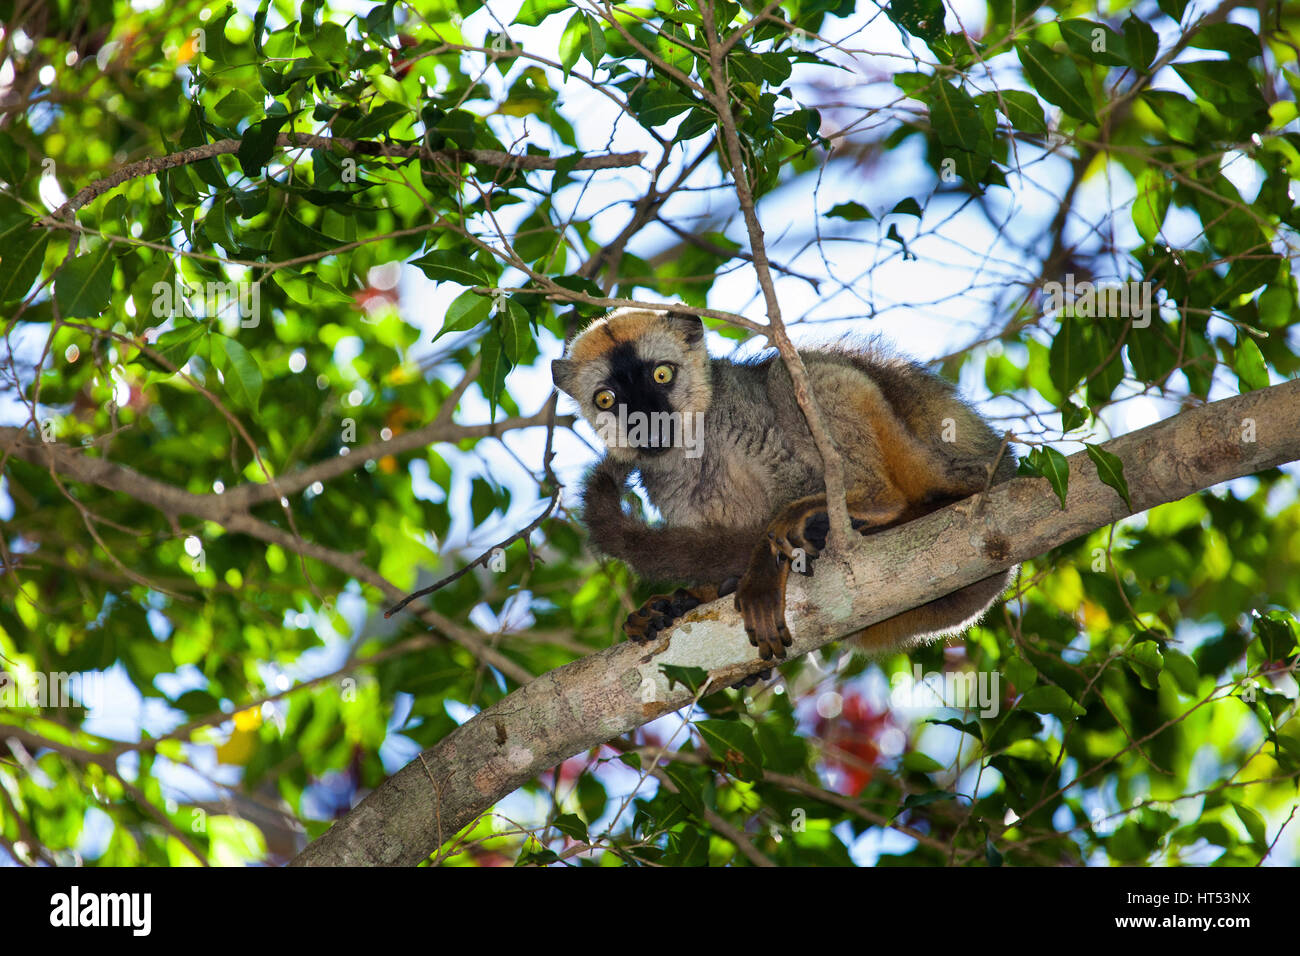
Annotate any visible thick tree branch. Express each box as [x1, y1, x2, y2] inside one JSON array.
[[291, 377, 1300, 866]]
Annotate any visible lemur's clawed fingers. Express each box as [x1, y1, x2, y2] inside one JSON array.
[[734, 558, 792, 661], [623, 585, 717, 644]]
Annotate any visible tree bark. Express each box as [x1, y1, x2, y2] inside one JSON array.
[[289, 377, 1300, 866]]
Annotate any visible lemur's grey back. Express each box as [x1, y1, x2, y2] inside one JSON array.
[[635, 343, 1011, 534]]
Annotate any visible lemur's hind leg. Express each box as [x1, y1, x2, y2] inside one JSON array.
[[624, 578, 737, 644], [735, 490, 907, 661]]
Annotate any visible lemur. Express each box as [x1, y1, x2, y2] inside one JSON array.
[[551, 308, 1016, 666]]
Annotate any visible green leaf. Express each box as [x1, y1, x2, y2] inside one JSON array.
[[550, 813, 589, 843], [903, 750, 945, 774], [1162, 648, 1199, 695], [1084, 443, 1133, 511], [1216, 255, 1278, 305], [434, 288, 492, 341], [1121, 15, 1158, 72], [1257, 284, 1295, 328], [696, 719, 763, 778], [54, 245, 115, 318], [635, 87, 696, 128], [660, 664, 709, 695], [890, 197, 923, 218], [1231, 802, 1266, 848], [309, 21, 347, 63], [976, 90, 1046, 135], [236, 113, 291, 177], [824, 201, 873, 221], [985, 837, 1003, 866], [660, 763, 706, 817], [901, 790, 955, 810], [1047, 310, 1087, 394], [214, 89, 259, 122], [1141, 90, 1199, 143], [1157, 0, 1189, 22], [201, 6, 236, 65], [1131, 167, 1169, 244], [478, 326, 510, 417], [1173, 60, 1267, 116], [1189, 23, 1260, 61], [1126, 323, 1176, 383], [1253, 611, 1298, 660], [1058, 20, 1128, 68], [1029, 445, 1070, 510], [1061, 398, 1088, 432], [773, 107, 821, 145], [887, 0, 947, 45], [1125, 639, 1164, 690], [410, 250, 494, 287], [924, 716, 982, 740], [618, 752, 642, 771], [209, 333, 264, 409], [1016, 39, 1097, 123], [1233, 335, 1269, 392], [0, 130, 30, 185], [514, 0, 570, 27], [579, 13, 606, 69], [146, 320, 205, 373], [925, 79, 982, 150], [558, 11, 605, 75], [499, 298, 532, 363], [1019, 685, 1086, 720], [0, 219, 48, 304], [515, 845, 559, 866], [1004, 655, 1038, 693]]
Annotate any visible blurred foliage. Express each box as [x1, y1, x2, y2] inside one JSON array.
[[0, 0, 1298, 866]]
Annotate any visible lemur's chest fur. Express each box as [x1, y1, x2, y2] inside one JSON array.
[[637, 360, 821, 529]]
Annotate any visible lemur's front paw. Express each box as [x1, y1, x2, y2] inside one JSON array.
[[734, 559, 792, 661], [587, 457, 634, 496], [624, 586, 713, 643]]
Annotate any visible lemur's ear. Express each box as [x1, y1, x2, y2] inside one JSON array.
[[551, 358, 577, 395], [665, 310, 704, 346]]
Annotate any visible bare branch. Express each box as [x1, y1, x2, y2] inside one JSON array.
[[699, 4, 854, 545], [43, 133, 645, 222]]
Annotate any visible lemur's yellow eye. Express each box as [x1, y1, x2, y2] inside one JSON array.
[[594, 389, 616, 410], [653, 364, 674, 385]]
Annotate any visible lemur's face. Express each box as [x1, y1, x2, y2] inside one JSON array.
[[552, 309, 712, 461]]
